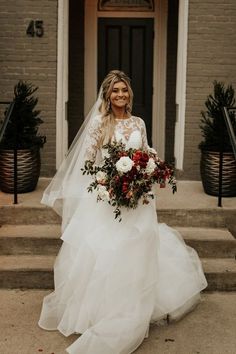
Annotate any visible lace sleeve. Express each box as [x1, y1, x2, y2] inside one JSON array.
[[83, 116, 102, 161], [140, 119, 149, 151]]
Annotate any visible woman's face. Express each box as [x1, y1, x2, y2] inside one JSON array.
[[110, 81, 130, 110]]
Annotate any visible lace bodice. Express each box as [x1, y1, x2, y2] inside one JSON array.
[[84, 115, 149, 161]]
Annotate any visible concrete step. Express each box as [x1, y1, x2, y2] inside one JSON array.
[[0, 205, 236, 228], [0, 206, 61, 225], [176, 227, 236, 258], [0, 224, 236, 259], [0, 255, 235, 291], [157, 208, 236, 228], [0, 255, 54, 289], [0, 224, 62, 255], [202, 258, 236, 291]]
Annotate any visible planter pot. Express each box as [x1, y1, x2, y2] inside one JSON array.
[[200, 150, 236, 197], [0, 148, 41, 193]]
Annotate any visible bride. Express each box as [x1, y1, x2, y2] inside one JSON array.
[[38, 70, 207, 353]]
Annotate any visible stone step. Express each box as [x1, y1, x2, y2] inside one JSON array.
[[202, 258, 236, 291], [0, 205, 236, 228], [176, 227, 236, 258], [0, 206, 61, 225], [0, 255, 235, 291], [0, 224, 236, 258], [0, 255, 54, 289], [0, 224, 62, 255], [157, 208, 236, 229]]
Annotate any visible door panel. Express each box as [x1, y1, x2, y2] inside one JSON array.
[[98, 18, 154, 145]]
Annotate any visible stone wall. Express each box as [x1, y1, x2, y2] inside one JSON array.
[[184, 0, 236, 179], [0, 0, 58, 176]]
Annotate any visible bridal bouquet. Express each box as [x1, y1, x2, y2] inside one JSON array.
[[82, 142, 177, 220]]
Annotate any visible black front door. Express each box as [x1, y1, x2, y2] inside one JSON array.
[[98, 18, 154, 145]]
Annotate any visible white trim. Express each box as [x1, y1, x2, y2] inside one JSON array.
[[174, 0, 189, 170], [56, 0, 69, 168], [84, 0, 98, 115], [153, 0, 167, 159], [84, 0, 167, 156], [97, 11, 155, 18]]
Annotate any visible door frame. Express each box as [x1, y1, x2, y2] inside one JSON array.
[[56, 0, 188, 170], [85, 0, 168, 158], [56, 0, 69, 168], [174, 0, 189, 170]]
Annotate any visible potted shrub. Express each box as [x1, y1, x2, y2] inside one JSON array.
[[199, 81, 236, 197], [0, 80, 46, 193]]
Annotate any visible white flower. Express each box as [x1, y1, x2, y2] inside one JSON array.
[[97, 185, 110, 201], [148, 147, 157, 155], [145, 158, 156, 174], [101, 148, 110, 159], [96, 171, 107, 183], [116, 156, 134, 174]]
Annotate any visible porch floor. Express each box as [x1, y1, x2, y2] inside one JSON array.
[[0, 178, 236, 209], [0, 289, 235, 354]]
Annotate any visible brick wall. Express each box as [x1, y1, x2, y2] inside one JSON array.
[[184, 0, 236, 179], [0, 0, 58, 176]]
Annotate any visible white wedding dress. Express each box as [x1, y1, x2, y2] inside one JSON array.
[[38, 116, 207, 354]]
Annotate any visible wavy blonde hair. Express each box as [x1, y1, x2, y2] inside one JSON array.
[[99, 70, 133, 146]]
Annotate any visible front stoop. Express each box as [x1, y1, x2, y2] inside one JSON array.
[[0, 207, 236, 290], [0, 255, 54, 289], [0, 255, 236, 291]]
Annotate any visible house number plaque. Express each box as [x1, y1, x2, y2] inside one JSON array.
[[26, 20, 44, 37]]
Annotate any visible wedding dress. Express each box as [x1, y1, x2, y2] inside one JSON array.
[[38, 115, 207, 354]]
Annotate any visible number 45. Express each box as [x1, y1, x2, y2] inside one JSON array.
[[26, 20, 44, 37]]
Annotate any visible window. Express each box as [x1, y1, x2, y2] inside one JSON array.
[[98, 0, 154, 11]]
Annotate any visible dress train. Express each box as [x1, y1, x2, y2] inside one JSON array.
[[38, 196, 207, 354]]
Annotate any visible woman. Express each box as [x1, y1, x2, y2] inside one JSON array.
[[38, 70, 207, 354]]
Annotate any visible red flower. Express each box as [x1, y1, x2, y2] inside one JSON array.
[[132, 151, 149, 168], [128, 166, 138, 179], [122, 181, 129, 194], [115, 175, 120, 183]]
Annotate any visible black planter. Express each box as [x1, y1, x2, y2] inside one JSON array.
[[0, 148, 41, 193], [200, 150, 236, 197]]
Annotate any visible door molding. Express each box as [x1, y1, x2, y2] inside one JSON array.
[[174, 0, 189, 170], [56, 0, 69, 168], [85, 0, 167, 158]]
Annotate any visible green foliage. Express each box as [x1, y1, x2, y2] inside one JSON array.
[[0, 80, 46, 149], [199, 81, 236, 152]]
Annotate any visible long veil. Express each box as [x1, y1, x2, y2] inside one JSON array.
[[42, 89, 103, 230]]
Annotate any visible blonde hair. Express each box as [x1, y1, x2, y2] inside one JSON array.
[[99, 70, 133, 146]]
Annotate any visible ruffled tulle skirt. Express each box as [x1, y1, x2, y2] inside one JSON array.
[[38, 196, 207, 354]]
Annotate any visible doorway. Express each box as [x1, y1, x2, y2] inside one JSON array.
[[98, 18, 154, 144]]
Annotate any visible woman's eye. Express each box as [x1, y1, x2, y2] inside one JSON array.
[[112, 88, 128, 93]]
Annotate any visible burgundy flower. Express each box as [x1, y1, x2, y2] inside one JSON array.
[[132, 151, 149, 168], [122, 181, 129, 194]]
